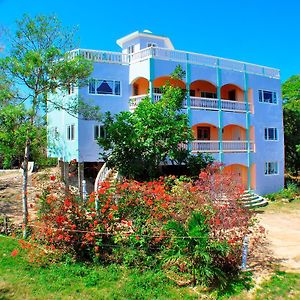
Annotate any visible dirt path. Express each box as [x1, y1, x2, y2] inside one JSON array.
[[257, 208, 300, 272], [0, 170, 45, 224]]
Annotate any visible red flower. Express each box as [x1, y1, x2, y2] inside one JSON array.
[[146, 199, 153, 206], [108, 213, 113, 220], [50, 175, 56, 181], [11, 249, 19, 257], [64, 199, 72, 208], [215, 218, 221, 225], [111, 205, 118, 211], [56, 216, 65, 224], [135, 235, 140, 241], [94, 220, 98, 226]]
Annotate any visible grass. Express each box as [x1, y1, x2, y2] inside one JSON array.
[[255, 271, 300, 299], [0, 236, 199, 300]]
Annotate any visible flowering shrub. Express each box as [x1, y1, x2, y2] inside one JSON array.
[[33, 179, 104, 261], [29, 164, 260, 287]]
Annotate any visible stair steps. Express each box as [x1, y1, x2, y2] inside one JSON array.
[[239, 190, 268, 208]]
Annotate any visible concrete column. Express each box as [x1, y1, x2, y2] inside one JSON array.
[[216, 59, 223, 163]]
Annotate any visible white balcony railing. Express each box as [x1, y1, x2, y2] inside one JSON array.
[[129, 94, 250, 113], [68, 49, 129, 64], [191, 140, 255, 153], [69, 47, 280, 78]]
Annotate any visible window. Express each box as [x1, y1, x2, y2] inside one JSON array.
[[94, 125, 106, 140], [200, 91, 217, 99], [89, 79, 121, 96], [128, 45, 134, 54], [264, 128, 278, 140], [66, 125, 75, 141], [68, 83, 75, 95], [147, 42, 157, 48], [259, 90, 277, 104], [264, 162, 278, 175]]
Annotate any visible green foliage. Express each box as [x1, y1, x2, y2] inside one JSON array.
[[0, 14, 96, 114], [282, 75, 300, 174], [265, 182, 300, 202], [164, 212, 230, 287], [98, 67, 193, 180], [0, 104, 46, 168]]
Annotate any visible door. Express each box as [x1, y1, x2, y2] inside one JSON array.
[[232, 127, 241, 140], [228, 89, 236, 101], [197, 127, 210, 140]]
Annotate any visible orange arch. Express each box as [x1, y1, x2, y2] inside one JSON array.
[[153, 76, 186, 90], [192, 123, 218, 140], [131, 77, 149, 96], [190, 80, 217, 97], [221, 84, 244, 101]]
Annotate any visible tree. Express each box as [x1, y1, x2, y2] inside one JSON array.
[[0, 104, 47, 169], [98, 68, 199, 180], [282, 75, 300, 174], [0, 14, 95, 238]]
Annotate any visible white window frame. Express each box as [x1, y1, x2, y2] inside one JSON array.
[[258, 89, 277, 104], [94, 125, 106, 140], [66, 124, 75, 141], [88, 79, 121, 97], [264, 128, 278, 141], [264, 161, 279, 176]]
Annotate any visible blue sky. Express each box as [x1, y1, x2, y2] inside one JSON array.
[[0, 0, 298, 81]]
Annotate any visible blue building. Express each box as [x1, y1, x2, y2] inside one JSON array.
[[47, 30, 284, 195]]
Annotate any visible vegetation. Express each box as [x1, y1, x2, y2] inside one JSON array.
[[282, 75, 300, 174], [255, 271, 300, 299], [98, 66, 212, 180], [0, 104, 46, 169], [265, 182, 300, 202], [0, 14, 98, 237], [21, 164, 258, 295], [0, 236, 198, 300]]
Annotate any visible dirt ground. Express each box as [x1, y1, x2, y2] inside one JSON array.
[[0, 169, 300, 273], [257, 209, 300, 272]]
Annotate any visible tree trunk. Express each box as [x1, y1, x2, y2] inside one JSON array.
[[22, 139, 30, 239]]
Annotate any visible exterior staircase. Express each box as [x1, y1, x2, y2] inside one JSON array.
[[94, 162, 119, 192], [239, 190, 268, 208]]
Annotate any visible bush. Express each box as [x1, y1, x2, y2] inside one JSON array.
[[29, 164, 260, 289]]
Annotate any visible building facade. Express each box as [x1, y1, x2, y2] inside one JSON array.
[[47, 31, 284, 195]]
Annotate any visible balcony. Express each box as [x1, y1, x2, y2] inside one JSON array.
[[69, 47, 280, 79], [191, 140, 255, 153], [129, 94, 250, 113]]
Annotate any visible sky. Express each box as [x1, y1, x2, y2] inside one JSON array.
[[0, 0, 299, 81]]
